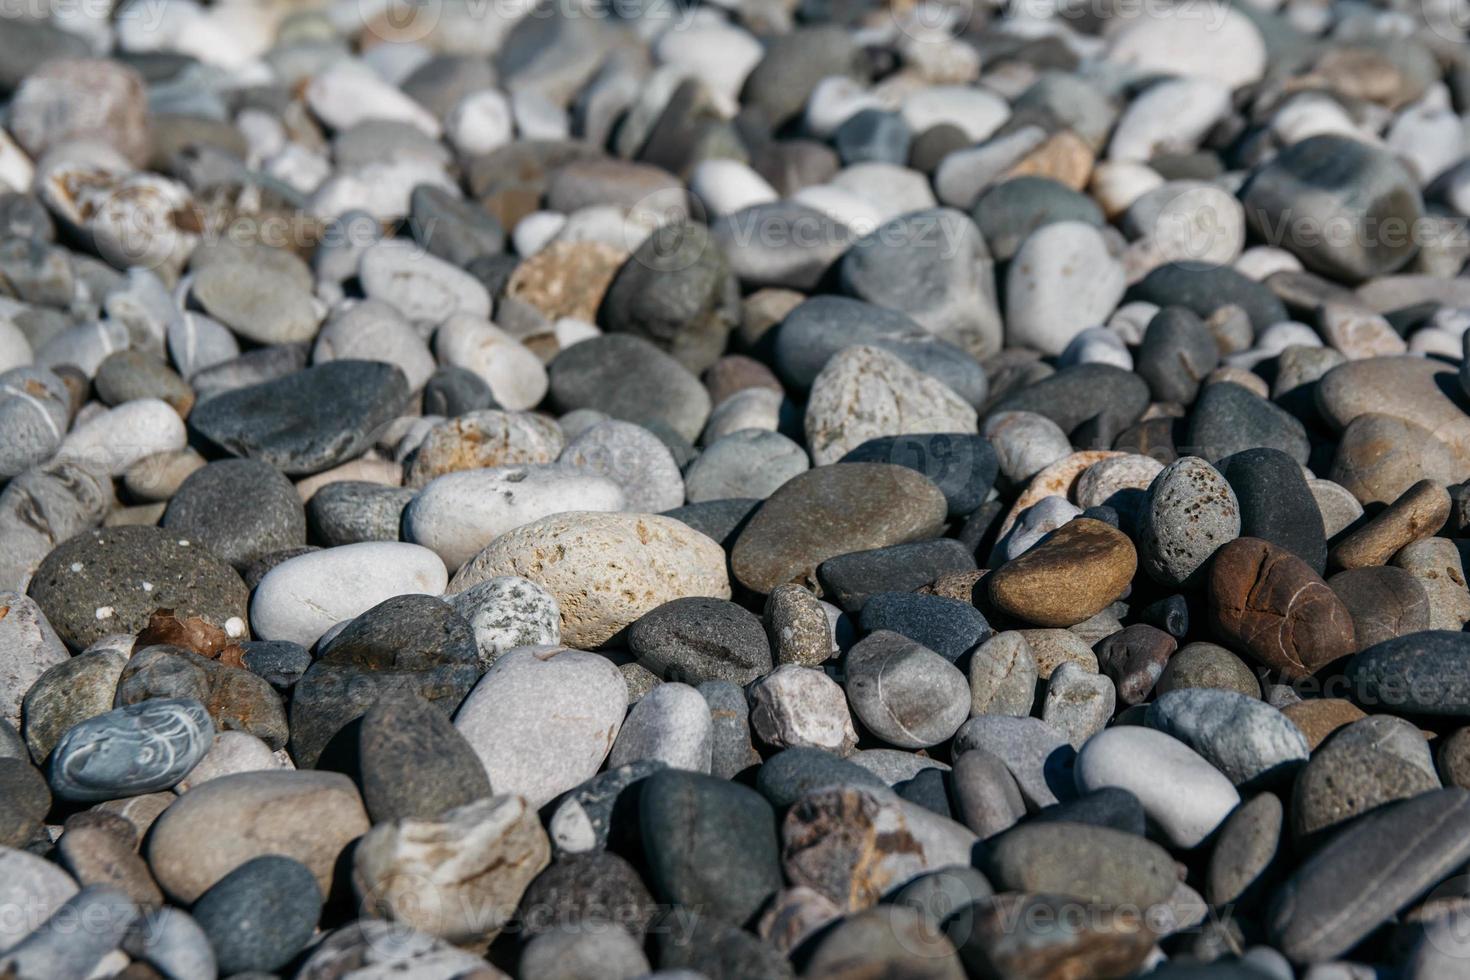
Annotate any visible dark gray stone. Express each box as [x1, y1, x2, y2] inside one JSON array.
[[858, 592, 992, 664], [162, 459, 306, 569], [189, 360, 410, 476], [1346, 631, 1470, 716], [640, 769, 782, 926], [28, 526, 248, 650], [191, 855, 322, 975], [358, 693, 492, 823], [838, 433, 999, 518], [1185, 382, 1310, 465], [816, 538, 977, 613], [629, 597, 772, 685], [306, 481, 415, 547]]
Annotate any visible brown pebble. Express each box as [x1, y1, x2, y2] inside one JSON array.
[[57, 824, 165, 908], [1209, 537, 1357, 680], [1095, 624, 1177, 706], [1330, 479, 1451, 571], [704, 355, 783, 408], [1281, 699, 1366, 751], [987, 519, 1137, 628]]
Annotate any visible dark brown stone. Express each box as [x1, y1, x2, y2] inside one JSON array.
[[1281, 699, 1366, 750], [1208, 537, 1357, 680]]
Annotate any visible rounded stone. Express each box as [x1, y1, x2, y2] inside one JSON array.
[[981, 821, 1178, 910], [1241, 134, 1423, 283], [454, 647, 627, 808], [359, 694, 492, 824], [449, 512, 731, 650], [558, 420, 685, 513], [405, 464, 626, 571], [49, 698, 213, 802], [29, 527, 249, 650], [685, 429, 810, 504], [1330, 413, 1459, 508], [1155, 642, 1261, 699], [406, 410, 566, 487], [1145, 689, 1308, 789], [1074, 725, 1240, 849], [988, 519, 1137, 627], [1138, 456, 1241, 587], [748, 665, 857, 755], [730, 463, 948, 595], [1218, 447, 1328, 574], [838, 433, 999, 519], [1328, 565, 1431, 648], [249, 542, 448, 649], [844, 631, 971, 749], [161, 459, 306, 570], [548, 335, 711, 443], [1208, 537, 1358, 681], [191, 856, 322, 975], [147, 770, 370, 904], [444, 575, 561, 668], [630, 597, 773, 686], [189, 361, 410, 477], [0, 758, 49, 847]]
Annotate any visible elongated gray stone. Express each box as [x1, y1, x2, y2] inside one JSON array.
[[49, 698, 214, 801], [1146, 689, 1309, 788]]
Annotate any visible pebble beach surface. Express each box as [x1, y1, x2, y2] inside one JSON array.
[[6, 0, 1470, 977]]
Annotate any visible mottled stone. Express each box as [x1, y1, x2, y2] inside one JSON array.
[[988, 519, 1137, 627]]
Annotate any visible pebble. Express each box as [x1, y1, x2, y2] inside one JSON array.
[[608, 682, 713, 772], [1243, 135, 1422, 283], [359, 694, 491, 824], [1074, 726, 1241, 849], [988, 518, 1137, 627], [843, 631, 970, 749], [1042, 662, 1116, 748], [445, 575, 562, 668], [454, 647, 626, 807], [818, 538, 976, 613], [49, 698, 213, 801], [858, 592, 991, 664], [548, 334, 711, 443], [1096, 623, 1177, 705], [640, 769, 782, 926], [952, 715, 1075, 810], [838, 432, 998, 518], [982, 820, 1177, 910], [305, 481, 415, 547], [451, 512, 730, 649], [731, 463, 947, 594], [1329, 565, 1431, 647], [1209, 537, 1358, 680], [559, 420, 684, 513], [192, 856, 321, 975], [1006, 222, 1126, 356], [748, 665, 855, 756], [148, 770, 369, 904], [1330, 414, 1457, 508], [190, 361, 411, 476], [1331, 479, 1452, 571], [354, 794, 549, 945], [161, 459, 305, 571], [1156, 641, 1262, 699], [405, 464, 624, 571], [804, 344, 976, 466], [968, 632, 1040, 717], [1394, 537, 1470, 630], [1147, 689, 1309, 788], [1268, 788, 1470, 963], [1221, 448, 1329, 574], [406, 409, 565, 486], [781, 783, 977, 912], [686, 429, 809, 503], [250, 542, 448, 648]]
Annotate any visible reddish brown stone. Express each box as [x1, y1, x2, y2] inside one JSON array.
[[1095, 624, 1177, 705], [1209, 537, 1357, 680], [949, 893, 1155, 980]]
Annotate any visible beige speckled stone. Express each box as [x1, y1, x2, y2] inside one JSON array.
[[406, 410, 565, 488], [448, 512, 731, 648]]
